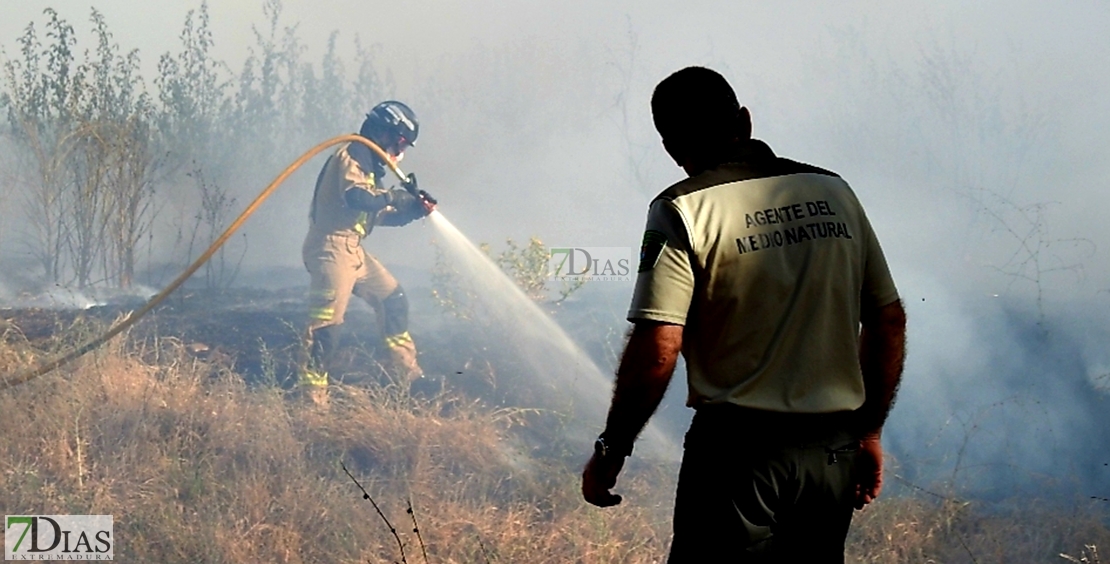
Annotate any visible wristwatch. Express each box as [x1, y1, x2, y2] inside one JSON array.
[[594, 435, 632, 459]]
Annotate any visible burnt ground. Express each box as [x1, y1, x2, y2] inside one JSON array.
[[0, 287, 400, 389], [0, 283, 545, 406]]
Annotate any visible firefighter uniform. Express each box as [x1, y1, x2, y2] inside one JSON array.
[[300, 141, 422, 396], [628, 139, 900, 561]]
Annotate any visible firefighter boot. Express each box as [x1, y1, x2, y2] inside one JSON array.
[[300, 324, 339, 409], [297, 370, 330, 409], [386, 333, 443, 398], [385, 331, 423, 382]]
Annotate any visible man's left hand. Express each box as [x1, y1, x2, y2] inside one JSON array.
[[581, 452, 626, 507]]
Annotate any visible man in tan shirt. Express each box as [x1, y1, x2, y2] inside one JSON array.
[[582, 67, 906, 562], [301, 101, 436, 405]]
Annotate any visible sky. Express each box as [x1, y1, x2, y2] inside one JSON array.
[[2, 0, 1109, 495]]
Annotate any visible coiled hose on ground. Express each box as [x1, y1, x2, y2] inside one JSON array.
[[1, 134, 407, 390]]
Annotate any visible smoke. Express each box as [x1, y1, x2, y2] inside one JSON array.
[[2, 0, 1109, 500], [0, 280, 159, 310], [0, 281, 103, 310], [887, 269, 1110, 497]]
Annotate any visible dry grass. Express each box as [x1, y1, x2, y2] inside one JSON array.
[[0, 328, 1106, 562], [0, 332, 674, 563], [847, 492, 1109, 563]]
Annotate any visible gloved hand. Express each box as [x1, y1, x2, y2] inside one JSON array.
[[401, 173, 436, 215], [382, 189, 429, 225]]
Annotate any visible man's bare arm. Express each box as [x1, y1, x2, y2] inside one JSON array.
[[854, 299, 906, 508], [858, 299, 907, 436], [582, 321, 682, 507], [601, 321, 684, 451]]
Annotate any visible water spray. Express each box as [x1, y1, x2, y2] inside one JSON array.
[[427, 212, 677, 458], [0, 134, 406, 390]]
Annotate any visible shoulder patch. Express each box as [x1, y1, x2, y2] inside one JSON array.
[[638, 230, 667, 273]]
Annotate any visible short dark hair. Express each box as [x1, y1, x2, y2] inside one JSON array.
[[651, 66, 745, 149]]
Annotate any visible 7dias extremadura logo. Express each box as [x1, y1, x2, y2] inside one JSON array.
[[5, 515, 113, 560], [549, 247, 632, 282]]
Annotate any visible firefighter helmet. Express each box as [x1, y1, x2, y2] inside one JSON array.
[[360, 101, 419, 151]]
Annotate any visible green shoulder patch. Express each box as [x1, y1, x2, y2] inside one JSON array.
[[638, 230, 668, 273]]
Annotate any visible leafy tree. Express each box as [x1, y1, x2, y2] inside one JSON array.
[[2, 10, 79, 283]]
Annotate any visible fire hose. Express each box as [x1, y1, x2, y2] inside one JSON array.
[[1, 134, 416, 390]]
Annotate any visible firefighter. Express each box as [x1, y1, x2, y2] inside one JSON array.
[[300, 100, 436, 405]]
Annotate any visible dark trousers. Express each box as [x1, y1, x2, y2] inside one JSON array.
[[667, 405, 861, 563]]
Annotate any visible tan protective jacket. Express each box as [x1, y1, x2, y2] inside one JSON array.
[[308, 142, 403, 238]]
